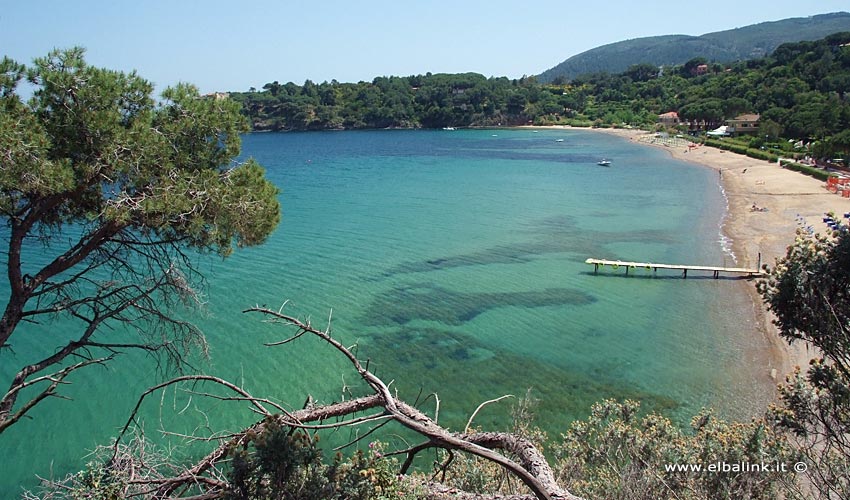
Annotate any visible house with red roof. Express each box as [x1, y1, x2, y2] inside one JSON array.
[[658, 111, 680, 127]]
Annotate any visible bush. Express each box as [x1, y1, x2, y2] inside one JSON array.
[[704, 139, 781, 164], [749, 136, 766, 149], [747, 149, 780, 163], [759, 229, 850, 499], [552, 400, 797, 500], [565, 118, 594, 128], [225, 420, 417, 500], [781, 161, 833, 181]]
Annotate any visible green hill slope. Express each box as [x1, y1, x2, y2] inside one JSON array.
[[538, 12, 850, 82]]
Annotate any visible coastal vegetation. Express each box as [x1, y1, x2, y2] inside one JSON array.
[[5, 35, 850, 500], [759, 226, 850, 499], [232, 31, 850, 161], [231, 73, 547, 130]]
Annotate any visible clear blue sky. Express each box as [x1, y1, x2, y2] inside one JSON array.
[[2, 1, 848, 94]]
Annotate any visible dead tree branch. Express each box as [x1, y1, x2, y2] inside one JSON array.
[[239, 306, 581, 500], [0, 229, 209, 434], [0, 356, 112, 433], [466, 395, 516, 433], [99, 306, 582, 499]]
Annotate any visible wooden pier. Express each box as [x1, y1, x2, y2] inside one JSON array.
[[584, 258, 764, 279]]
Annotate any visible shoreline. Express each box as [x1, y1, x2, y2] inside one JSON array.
[[585, 126, 850, 385]]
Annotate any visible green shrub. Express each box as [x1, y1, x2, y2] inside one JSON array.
[[748, 136, 766, 149], [63, 462, 126, 500], [704, 139, 787, 165], [781, 161, 833, 181], [552, 400, 798, 500], [565, 119, 594, 128], [225, 419, 417, 500], [747, 149, 779, 163]]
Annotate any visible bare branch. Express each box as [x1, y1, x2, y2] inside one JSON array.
[[0, 357, 111, 434], [241, 306, 582, 500], [263, 328, 307, 347], [155, 394, 385, 496], [115, 374, 273, 455], [466, 395, 515, 434], [393, 441, 436, 474], [94, 306, 582, 499]]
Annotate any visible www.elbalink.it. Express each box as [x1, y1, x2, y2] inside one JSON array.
[[664, 461, 808, 473]]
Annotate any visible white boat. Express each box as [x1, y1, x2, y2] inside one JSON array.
[[555, 139, 564, 142], [442, 126, 456, 131], [597, 159, 611, 166]]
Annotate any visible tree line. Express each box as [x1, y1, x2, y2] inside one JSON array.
[[231, 73, 548, 130], [233, 32, 850, 157]]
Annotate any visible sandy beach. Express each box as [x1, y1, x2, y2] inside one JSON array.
[[522, 124, 850, 393], [594, 127, 850, 382]]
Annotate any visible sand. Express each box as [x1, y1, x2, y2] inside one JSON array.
[[594, 127, 850, 381], [522, 124, 850, 391]]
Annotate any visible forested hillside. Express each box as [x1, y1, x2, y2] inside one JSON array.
[[232, 32, 850, 157], [561, 31, 850, 155], [230, 73, 548, 131], [537, 12, 850, 83]]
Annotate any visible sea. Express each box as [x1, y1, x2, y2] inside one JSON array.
[[0, 128, 773, 495]]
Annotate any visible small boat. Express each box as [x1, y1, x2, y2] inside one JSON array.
[[442, 126, 456, 131], [597, 159, 611, 166], [555, 138, 564, 142]]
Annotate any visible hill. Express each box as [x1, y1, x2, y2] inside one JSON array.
[[231, 30, 850, 145], [538, 12, 850, 82]]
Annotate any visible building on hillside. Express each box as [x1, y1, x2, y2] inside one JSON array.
[[693, 64, 709, 76], [726, 114, 760, 136], [658, 111, 680, 127], [203, 92, 230, 100]]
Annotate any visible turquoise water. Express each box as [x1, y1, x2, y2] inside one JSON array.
[[0, 129, 771, 495]]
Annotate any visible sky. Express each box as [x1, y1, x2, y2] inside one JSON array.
[[2, 1, 849, 94]]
